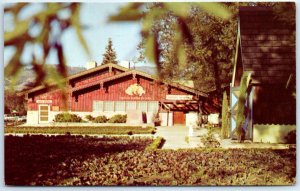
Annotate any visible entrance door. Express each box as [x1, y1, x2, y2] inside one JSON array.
[[173, 111, 186, 125], [39, 105, 50, 123]]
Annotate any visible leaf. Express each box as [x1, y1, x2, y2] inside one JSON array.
[[178, 17, 193, 44], [178, 46, 187, 70], [141, 8, 165, 34], [4, 42, 25, 77], [145, 35, 156, 64], [194, 2, 232, 20], [4, 20, 30, 46], [4, 3, 28, 23], [70, 3, 91, 57], [164, 3, 191, 18], [54, 41, 68, 78], [109, 3, 145, 22]]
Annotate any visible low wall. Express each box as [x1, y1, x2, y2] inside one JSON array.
[[26, 110, 155, 126], [253, 124, 296, 143], [20, 122, 153, 127]]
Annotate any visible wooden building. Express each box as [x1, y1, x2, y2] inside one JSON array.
[[230, 6, 296, 143], [25, 62, 208, 126]]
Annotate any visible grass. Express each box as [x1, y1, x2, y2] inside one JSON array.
[[5, 126, 156, 135]]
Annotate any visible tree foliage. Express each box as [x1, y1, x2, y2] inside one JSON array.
[[101, 38, 118, 65], [110, 2, 232, 82], [4, 90, 27, 115], [4, 3, 90, 90], [110, 2, 295, 112]]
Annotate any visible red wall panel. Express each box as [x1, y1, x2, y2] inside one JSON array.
[[28, 69, 197, 112]]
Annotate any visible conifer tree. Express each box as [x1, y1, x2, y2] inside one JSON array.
[[102, 38, 118, 65], [221, 91, 230, 139]]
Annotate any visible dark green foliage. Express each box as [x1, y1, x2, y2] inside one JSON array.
[[236, 73, 248, 142], [85, 115, 95, 121], [145, 137, 165, 150], [5, 135, 296, 186], [107, 114, 127, 123], [54, 113, 82, 123], [5, 135, 154, 185], [4, 90, 27, 115], [5, 126, 155, 135], [221, 91, 230, 139], [285, 130, 296, 144], [101, 38, 118, 65], [93, 116, 108, 123]]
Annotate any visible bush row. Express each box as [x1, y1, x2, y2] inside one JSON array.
[[86, 114, 127, 123], [54, 113, 127, 123], [5, 126, 155, 135], [145, 137, 165, 150]]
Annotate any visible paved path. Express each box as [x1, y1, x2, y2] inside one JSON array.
[[155, 126, 208, 149]]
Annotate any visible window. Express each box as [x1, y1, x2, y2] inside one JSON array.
[[115, 101, 125, 111], [104, 101, 114, 111], [93, 101, 104, 112], [126, 101, 136, 111], [137, 101, 147, 111], [148, 101, 159, 112]]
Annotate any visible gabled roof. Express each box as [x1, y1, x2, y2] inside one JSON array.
[[68, 63, 128, 80], [233, 6, 296, 85], [24, 63, 128, 94], [25, 63, 208, 97], [72, 68, 208, 97]]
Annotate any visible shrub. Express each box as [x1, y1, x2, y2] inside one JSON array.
[[145, 137, 165, 150], [85, 115, 95, 121], [107, 114, 127, 123], [236, 72, 249, 142], [54, 113, 82, 122], [221, 91, 230, 139], [93, 116, 108, 123], [200, 128, 220, 148], [152, 112, 161, 126], [285, 130, 296, 144]]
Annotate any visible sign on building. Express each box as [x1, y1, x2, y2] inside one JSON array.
[[166, 95, 193, 100], [36, 100, 52, 104]]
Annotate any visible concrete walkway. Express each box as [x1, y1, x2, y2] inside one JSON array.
[[155, 126, 207, 149], [155, 126, 293, 150]]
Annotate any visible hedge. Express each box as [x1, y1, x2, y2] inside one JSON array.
[[5, 126, 156, 135], [145, 137, 165, 150]]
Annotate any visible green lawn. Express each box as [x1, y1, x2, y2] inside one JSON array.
[[5, 135, 296, 186], [5, 126, 156, 135]]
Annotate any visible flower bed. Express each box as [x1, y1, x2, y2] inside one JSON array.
[[5, 126, 156, 135], [5, 135, 296, 186]]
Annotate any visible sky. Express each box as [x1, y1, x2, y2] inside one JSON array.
[[4, 3, 151, 69]]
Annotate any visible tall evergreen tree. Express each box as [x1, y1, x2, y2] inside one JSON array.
[[221, 91, 230, 139], [102, 38, 118, 65]]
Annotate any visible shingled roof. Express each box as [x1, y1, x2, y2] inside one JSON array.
[[235, 6, 295, 85]]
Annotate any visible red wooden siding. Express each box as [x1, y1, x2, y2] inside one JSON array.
[[27, 65, 200, 112], [28, 89, 67, 111]]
